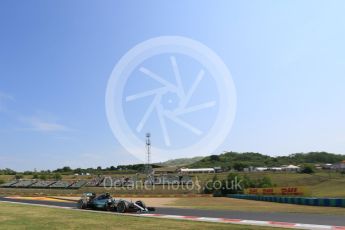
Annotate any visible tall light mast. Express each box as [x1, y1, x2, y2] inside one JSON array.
[[145, 133, 151, 174]]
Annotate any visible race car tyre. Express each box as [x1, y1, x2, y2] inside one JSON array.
[[117, 200, 127, 213], [77, 200, 87, 209], [104, 203, 112, 211]]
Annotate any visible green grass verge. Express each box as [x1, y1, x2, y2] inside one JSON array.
[[0, 202, 284, 230]]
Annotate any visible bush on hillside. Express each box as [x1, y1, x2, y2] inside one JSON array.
[[14, 174, 23, 180], [301, 164, 315, 174], [39, 174, 47, 180], [53, 173, 62, 181], [233, 162, 248, 171]]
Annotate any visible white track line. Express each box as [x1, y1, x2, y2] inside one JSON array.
[[1, 200, 344, 230]]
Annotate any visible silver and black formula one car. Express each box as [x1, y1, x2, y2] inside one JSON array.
[[77, 192, 155, 213]]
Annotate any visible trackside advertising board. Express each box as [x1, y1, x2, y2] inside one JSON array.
[[244, 187, 310, 196]]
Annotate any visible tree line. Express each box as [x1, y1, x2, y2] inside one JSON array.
[[190, 151, 345, 170]]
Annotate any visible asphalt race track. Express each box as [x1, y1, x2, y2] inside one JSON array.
[[1, 197, 344, 226]]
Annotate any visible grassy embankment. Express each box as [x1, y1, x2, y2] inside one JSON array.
[[193, 171, 345, 198]]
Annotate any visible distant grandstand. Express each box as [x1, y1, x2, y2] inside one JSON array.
[[0, 180, 87, 189], [0, 175, 193, 189]]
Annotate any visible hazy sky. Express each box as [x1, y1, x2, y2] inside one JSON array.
[[1, 0, 345, 171]]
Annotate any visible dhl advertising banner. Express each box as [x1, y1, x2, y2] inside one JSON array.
[[244, 186, 310, 196]]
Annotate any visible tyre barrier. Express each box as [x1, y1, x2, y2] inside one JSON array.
[[227, 194, 345, 207]]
